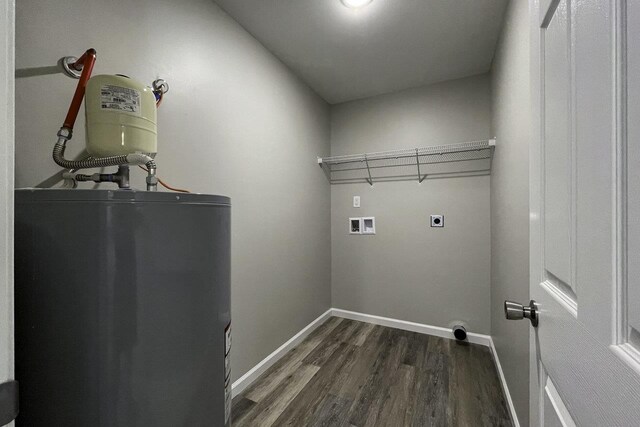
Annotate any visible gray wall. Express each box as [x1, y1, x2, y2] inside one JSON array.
[[15, 0, 331, 382], [490, 0, 531, 424], [331, 75, 492, 334]]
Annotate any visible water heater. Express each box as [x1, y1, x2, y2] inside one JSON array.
[[14, 189, 232, 427]]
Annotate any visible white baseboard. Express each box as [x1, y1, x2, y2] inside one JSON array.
[[489, 337, 520, 427], [231, 308, 332, 397], [232, 307, 518, 426], [331, 308, 492, 347]]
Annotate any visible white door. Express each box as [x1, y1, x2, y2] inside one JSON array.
[[529, 0, 640, 425], [0, 1, 15, 426]]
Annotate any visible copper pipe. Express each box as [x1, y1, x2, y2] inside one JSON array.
[[62, 48, 96, 130]]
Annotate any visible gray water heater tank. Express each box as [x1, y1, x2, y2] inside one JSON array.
[[14, 189, 231, 427]]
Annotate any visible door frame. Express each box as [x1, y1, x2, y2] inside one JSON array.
[[529, 0, 542, 424], [0, 0, 15, 425]]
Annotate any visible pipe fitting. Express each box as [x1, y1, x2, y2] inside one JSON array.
[[152, 79, 169, 94], [62, 165, 131, 189], [60, 56, 82, 79], [452, 324, 467, 341], [57, 127, 72, 140], [145, 162, 158, 191]]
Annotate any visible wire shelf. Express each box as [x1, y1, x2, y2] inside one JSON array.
[[318, 139, 495, 185]]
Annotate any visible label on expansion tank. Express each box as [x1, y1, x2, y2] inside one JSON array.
[[100, 85, 141, 116]]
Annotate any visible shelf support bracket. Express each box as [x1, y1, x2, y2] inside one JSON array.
[[318, 158, 332, 183], [364, 155, 373, 186], [415, 149, 422, 183]]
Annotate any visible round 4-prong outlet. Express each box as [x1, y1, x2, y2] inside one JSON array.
[[430, 214, 444, 228]]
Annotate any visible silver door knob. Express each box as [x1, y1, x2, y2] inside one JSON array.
[[504, 300, 538, 327]]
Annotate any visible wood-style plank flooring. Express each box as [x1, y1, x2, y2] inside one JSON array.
[[232, 317, 512, 427]]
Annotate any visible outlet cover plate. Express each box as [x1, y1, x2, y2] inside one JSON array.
[[430, 214, 444, 228]]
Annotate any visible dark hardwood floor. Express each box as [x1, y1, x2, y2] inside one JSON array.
[[232, 317, 512, 427]]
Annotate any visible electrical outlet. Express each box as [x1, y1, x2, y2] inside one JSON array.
[[430, 215, 444, 228], [353, 196, 361, 208]]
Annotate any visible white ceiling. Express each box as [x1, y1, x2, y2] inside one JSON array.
[[214, 0, 509, 104]]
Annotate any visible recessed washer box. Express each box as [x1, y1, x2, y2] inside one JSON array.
[[349, 217, 362, 234], [430, 214, 444, 227]]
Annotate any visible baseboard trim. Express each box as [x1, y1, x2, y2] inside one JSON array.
[[231, 308, 333, 397], [489, 337, 521, 427], [331, 308, 492, 347]]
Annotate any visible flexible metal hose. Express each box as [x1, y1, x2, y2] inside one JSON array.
[[53, 132, 158, 191], [53, 137, 127, 169], [53, 135, 156, 170]]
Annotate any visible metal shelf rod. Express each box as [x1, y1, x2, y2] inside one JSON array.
[[364, 154, 373, 185], [326, 155, 492, 172], [329, 169, 491, 184], [318, 138, 496, 185], [416, 148, 422, 183]]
